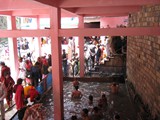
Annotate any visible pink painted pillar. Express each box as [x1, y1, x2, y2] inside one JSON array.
[[35, 16, 41, 58], [78, 16, 85, 77], [50, 8, 64, 120], [7, 16, 19, 81]]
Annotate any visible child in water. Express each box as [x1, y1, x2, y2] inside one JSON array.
[[111, 82, 119, 94], [72, 78, 79, 88], [88, 95, 93, 106], [98, 94, 108, 109], [71, 86, 82, 99]]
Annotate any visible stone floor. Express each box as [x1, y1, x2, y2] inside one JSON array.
[[7, 81, 137, 120]]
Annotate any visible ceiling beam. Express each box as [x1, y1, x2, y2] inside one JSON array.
[[76, 6, 141, 15], [59, 27, 160, 36], [0, 0, 48, 11], [60, 0, 160, 8], [0, 11, 12, 16], [0, 29, 50, 38], [1, 28, 159, 38], [12, 9, 50, 16], [63, 8, 77, 13], [33, 0, 58, 7], [84, 13, 128, 17], [3, 8, 76, 18], [16, 16, 39, 18], [61, 8, 77, 17]]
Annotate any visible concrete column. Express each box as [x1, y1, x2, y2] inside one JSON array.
[[35, 16, 41, 58], [50, 8, 64, 120], [7, 16, 19, 80], [78, 16, 85, 77]]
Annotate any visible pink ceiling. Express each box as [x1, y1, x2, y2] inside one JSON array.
[[0, 0, 159, 17], [0, 0, 77, 17]]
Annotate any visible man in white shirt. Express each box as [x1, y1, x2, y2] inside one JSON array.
[[18, 57, 26, 85]]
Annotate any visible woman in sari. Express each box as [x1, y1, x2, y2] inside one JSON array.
[[4, 71, 15, 108], [15, 78, 24, 110]]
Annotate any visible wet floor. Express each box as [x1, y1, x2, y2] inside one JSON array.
[[42, 81, 137, 120]]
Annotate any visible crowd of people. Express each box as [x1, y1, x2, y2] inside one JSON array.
[[18, 54, 52, 86], [62, 49, 79, 77], [70, 79, 120, 120], [84, 35, 126, 74], [0, 32, 126, 119], [0, 53, 53, 120], [0, 53, 121, 120], [61, 34, 127, 76]]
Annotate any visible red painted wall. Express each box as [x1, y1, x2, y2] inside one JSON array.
[[100, 16, 128, 28]]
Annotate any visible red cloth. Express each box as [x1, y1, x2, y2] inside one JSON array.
[[4, 76, 15, 101], [42, 59, 48, 66], [25, 61, 32, 71], [4, 76, 15, 90], [1, 66, 10, 76], [73, 80, 79, 87], [13, 84, 18, 93], [1, 66, 10, 82], [15, 85, 24, 110], [71, 90, 82, 99], [30, 88, 39, 102]]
